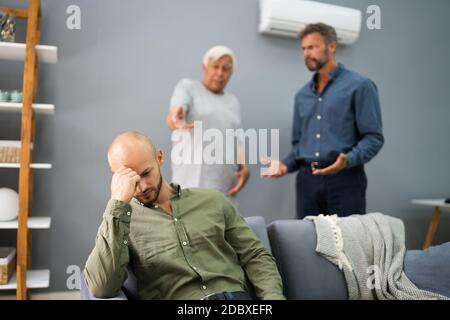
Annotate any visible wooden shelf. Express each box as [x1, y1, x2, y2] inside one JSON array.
[[0, 102, 55, 115], [0, 217, 51, 229], [0, 270, 50, 290], [0, 42, 57, 64], [0, 163, 52, 169]]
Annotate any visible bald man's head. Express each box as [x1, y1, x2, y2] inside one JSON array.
[[107, 131, 159, 173], [108, 131, 165, 205]]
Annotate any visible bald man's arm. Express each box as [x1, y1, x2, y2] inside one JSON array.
[[84, 200, 132, 298], [84, 167, 139, 298]]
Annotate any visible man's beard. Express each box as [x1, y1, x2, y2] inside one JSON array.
[[138, 173, 163, 206], [305, 58, 327, 71], [305, 49, 329, 71]]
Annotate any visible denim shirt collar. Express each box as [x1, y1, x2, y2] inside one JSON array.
[[309, 63, 345, 92]]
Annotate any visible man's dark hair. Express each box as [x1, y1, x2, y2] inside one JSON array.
[[299, 23, 338, 45]]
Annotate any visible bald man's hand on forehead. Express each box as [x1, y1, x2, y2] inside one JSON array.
[[110, 166, 140, 203]]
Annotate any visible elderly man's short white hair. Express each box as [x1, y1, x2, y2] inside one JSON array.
[[202, 45, 236, 68]]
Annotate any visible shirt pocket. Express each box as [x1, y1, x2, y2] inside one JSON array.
[[185, 214, 226, 250], [134, 238, 179, 267]]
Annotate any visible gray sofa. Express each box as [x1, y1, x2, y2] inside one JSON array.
[[80, 216, 448, 300], [80, 217, 347, 300]]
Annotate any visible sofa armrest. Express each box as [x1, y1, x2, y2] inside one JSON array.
[[268, 219, 348, 300], [244, 216, 272, 254], [80, 272, 128, 300]]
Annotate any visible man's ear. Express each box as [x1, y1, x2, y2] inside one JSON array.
[[156, 149, 164, 165], [329, 41, 337, 54]]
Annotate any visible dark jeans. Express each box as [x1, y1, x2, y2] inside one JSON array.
[[295, 165, 367, 219]]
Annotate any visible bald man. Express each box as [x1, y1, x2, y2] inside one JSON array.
[[84, 131, 285, 300]]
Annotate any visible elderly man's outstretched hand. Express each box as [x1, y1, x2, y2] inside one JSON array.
[[167, 106, 195, 130]]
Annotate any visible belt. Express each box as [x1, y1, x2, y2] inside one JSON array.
[[201, 291, 253, 300], [298, 159, 334, 170]]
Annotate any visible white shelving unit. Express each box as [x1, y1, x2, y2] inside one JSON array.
[[0, 42, 57, 64], [0, 1, 57, 299], [0, 141, 50, 169], [411, 199, 450, 210], [0, 163, 52, 169], [0, 217, 51, 292], [0, 102, 55, 115], [0, 270, 50, 290], [0, 140, 30, 148], [0, 217, 51, 229]]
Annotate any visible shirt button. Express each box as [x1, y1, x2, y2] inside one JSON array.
[[123, 240, 128, 245], [316, 134, 321, 139], [182, 241, 187, 246], [317, 115, 322, 120], [193, 266, 197, 270], [174, 218, 178, 222], [202, 285, 207, 290], [318, 97, 322, 102], [126, 212, 131, 216], [315, 152, 320, 157]]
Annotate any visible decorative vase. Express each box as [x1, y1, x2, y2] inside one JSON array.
[[0, 188, 19, 221]]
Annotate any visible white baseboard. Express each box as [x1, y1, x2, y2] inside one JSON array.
[[0, 290, 80, 300]]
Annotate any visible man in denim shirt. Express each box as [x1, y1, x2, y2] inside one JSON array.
[[262, 23, 384, 219]]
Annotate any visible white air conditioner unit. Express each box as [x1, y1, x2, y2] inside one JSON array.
[[259, 0, 362, 45]]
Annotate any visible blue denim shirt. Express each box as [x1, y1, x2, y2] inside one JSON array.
[[283, 63, 384, 172]]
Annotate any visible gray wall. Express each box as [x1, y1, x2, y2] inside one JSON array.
[[0, 0, 449, 292]]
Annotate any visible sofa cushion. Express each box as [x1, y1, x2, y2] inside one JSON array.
[[268, 219, 348, 300], [404, 242, 450, 298]]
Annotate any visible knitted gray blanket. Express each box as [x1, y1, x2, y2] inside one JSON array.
[[305, 213, 448, 300]]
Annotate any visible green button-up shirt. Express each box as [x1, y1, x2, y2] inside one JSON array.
[[84, 184, 285, 300]]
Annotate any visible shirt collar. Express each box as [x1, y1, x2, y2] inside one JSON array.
[[133, 183, 182, 208], [329, 62, 344, 79], [310, 63, 345, 91], [169, 183, 181, 200]]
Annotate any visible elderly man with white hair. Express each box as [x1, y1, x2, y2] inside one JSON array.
[[166, 45, 249, 200]]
